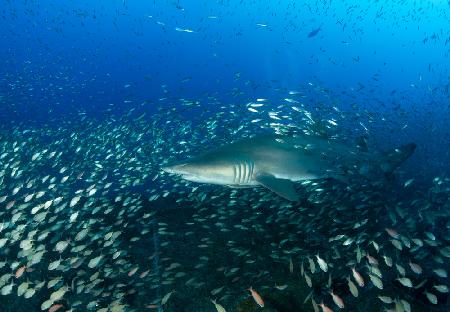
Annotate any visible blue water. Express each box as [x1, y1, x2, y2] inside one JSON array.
[[1, 1, 449, 178], [0, 1, 449, 311]]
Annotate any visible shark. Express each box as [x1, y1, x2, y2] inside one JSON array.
[[162, 134, 416, 201]]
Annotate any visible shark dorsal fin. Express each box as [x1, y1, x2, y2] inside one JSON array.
[[356, 136, 368, 152], [255, 173, 300, 201]]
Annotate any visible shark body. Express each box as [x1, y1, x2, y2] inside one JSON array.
[[162, 134, 416, 201]]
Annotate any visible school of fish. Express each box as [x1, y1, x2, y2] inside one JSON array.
[[0, 82, 448, 312]]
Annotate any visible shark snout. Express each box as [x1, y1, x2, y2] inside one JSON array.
[[161, 165, 174, 174], [162, 162, 188, 175]]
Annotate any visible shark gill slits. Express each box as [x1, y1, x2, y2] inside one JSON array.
[[250, 161, 255, 183], [233, 161, 253, 185], [238, 163, 242, 184], [234, 163, 240, 184], [245, 161, 254, 184]]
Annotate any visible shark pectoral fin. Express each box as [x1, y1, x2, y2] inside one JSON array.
[[255, 174, 300, 201]]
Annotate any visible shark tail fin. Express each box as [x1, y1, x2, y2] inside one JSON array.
[[379, 143, 416, 178]]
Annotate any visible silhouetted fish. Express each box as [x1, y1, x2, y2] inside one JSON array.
[[308, 27, 322, 38]]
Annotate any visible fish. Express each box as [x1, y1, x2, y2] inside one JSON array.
[[211, 299, 226, 312], [433, 284, 448, 293], [175, 27, 195, 33], [316, 254, 328, 272], [248, 287, 264, 307], [274, 284, 288, 290], [351, 268, 365, 287], [378, 295, 393, 304], [346, 277, 358, 297], [385, 228, 400, 239], [408, 262, 422, 274], [161, 291, 174, 305], [424, 291, 438, 304], [397, 277, 413, 288], [163, 134, 416, 201], [433, 268, 447, 278], [0, 72, 446, 312], [48, 304, 64, 312], [308, 27, 322, 38], [319, 302, 333, 312], [369, 274, 383, 289], [304, 273, 313, 287], [330, 290, 345, 308]]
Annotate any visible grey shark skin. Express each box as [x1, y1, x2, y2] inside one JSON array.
[[162, 134, 416, 201]]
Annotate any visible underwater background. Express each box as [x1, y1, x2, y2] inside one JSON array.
[[0, 1, 449, 311]]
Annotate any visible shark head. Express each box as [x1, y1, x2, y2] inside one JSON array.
[[162, 154, 238, 185]]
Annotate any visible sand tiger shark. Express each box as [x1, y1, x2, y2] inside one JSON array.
[[162, 134, 416, 201]]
